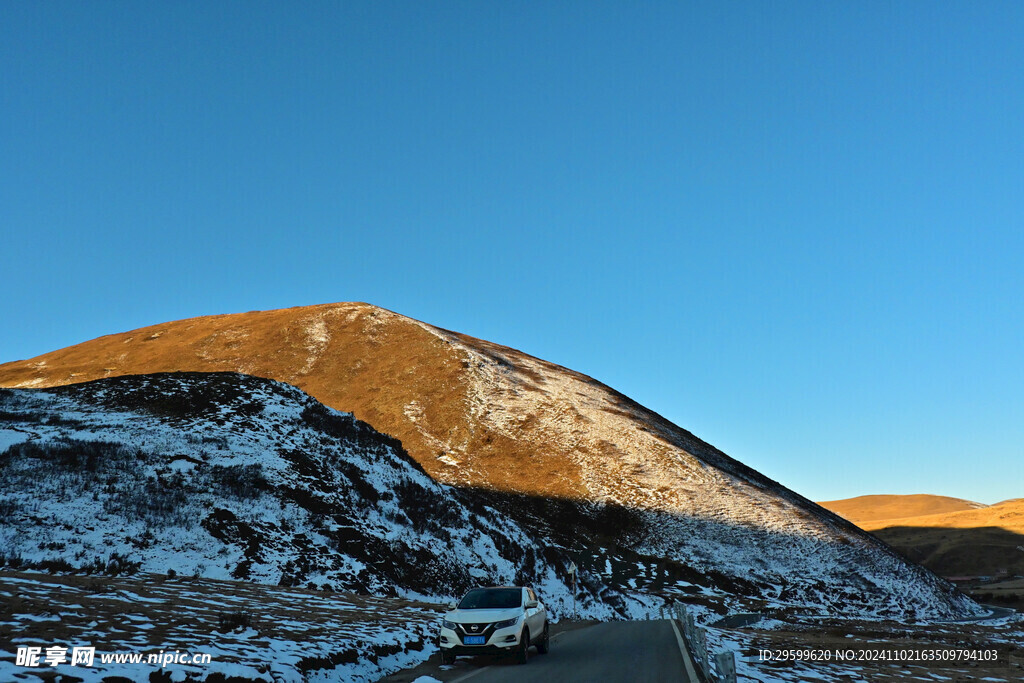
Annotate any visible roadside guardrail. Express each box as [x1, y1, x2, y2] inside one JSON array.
[[663, 602, 737, 683]]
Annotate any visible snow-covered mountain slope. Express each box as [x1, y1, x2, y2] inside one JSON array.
[[0, 373, 654, 620], [0, 304, 983, 619]]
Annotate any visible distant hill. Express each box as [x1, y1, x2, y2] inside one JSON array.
[[819, 495, 1024, 579], [0, 303, 983, 619], [818, 494, 986, 527]]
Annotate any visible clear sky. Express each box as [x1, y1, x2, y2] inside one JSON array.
[[2, 2, 1022, 505]]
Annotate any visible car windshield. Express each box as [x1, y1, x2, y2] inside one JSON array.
[[457, 588, 522, 610]]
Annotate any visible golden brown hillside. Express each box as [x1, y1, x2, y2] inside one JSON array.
[[871, 500, 1024, 579], [820, 496, 1024, 579], [0, 303, 564, 496], [818, 494, 985, 527], [865, 498, 1024, 533]]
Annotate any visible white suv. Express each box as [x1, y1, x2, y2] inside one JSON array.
[[439, 586, 549, 664]]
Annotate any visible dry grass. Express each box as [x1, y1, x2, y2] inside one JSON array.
[[873, 526, 1024, 581], [818, 494, 986, 526], [0, 302, 589, 500], [819, 495, 1024, 586], [864, 499, 1024, 534]]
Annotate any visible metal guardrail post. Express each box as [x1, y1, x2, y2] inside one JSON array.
[[714, 651, 737, 683], [670, 602, 740, 683], [696, 628, 709, 677]]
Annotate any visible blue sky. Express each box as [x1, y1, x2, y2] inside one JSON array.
[[2, 2, 1022, 504]]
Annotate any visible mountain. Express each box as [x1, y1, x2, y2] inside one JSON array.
[[0, 303, 982, 619], [822, 495, 1024, 579], [818, 494, 987, 526]]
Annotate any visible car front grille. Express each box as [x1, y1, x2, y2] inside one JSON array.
[[455, 622, 497, 644]]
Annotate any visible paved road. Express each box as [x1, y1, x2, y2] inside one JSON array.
[[447, 619, 695, 683], [966, 604, 1016, 622]]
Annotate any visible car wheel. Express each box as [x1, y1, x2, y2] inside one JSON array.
[[536, 623, 550, 654], [515, 628, 530, 664], [440, 649, 455, 665]]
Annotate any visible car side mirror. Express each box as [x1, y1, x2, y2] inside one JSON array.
[[526, 599, 538, 608], [447, 601, 457, 610]]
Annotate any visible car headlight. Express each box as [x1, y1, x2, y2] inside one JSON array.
[[442, 618, 457, 630], [493, 616, 520, 629]]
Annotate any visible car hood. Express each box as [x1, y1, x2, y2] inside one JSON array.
[[446, 607, 522, 623]]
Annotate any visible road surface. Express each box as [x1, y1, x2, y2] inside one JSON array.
[[961, 604, 1016, 622], [380, 619, 696, 683]]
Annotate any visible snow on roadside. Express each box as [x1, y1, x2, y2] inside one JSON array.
[[0, 570, 443, 683]]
